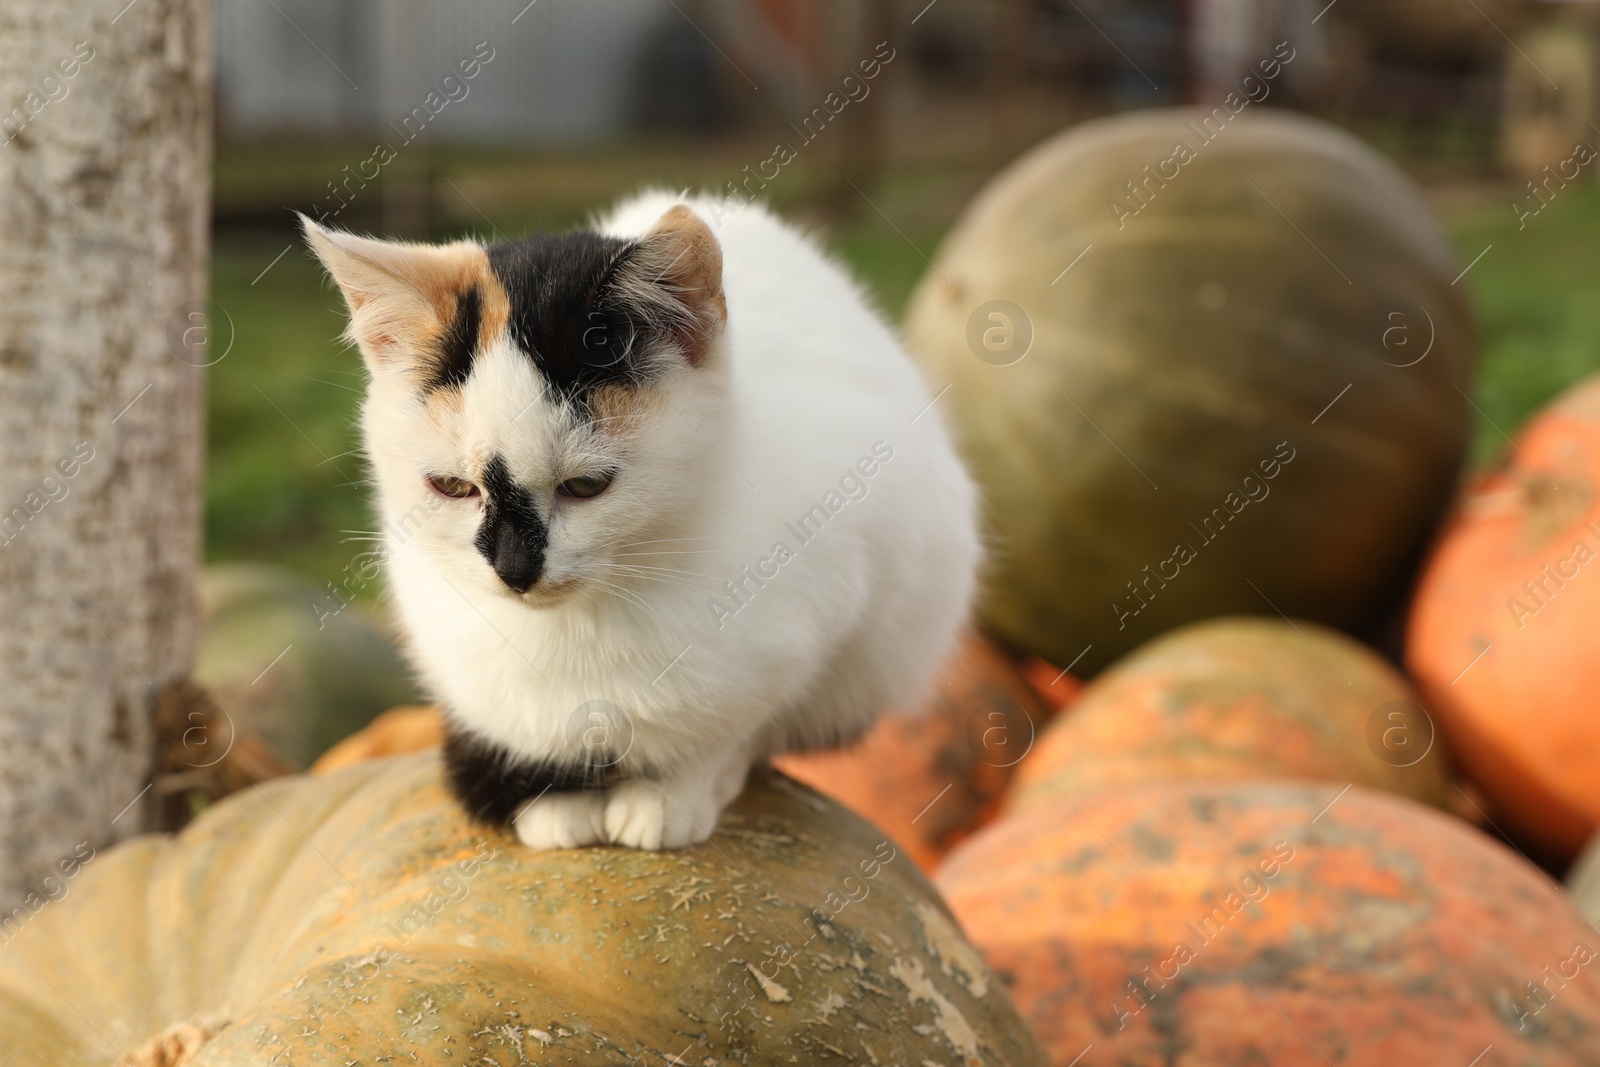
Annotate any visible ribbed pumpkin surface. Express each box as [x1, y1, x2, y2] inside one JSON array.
[[775, 630, 1055, 871], [1409, 374, 1600, 861], [0, 753, 1043, 1067], [938, 781, 1600, 1066], [904, 108, 1472, 675], [1008, 617, 1452, 812]]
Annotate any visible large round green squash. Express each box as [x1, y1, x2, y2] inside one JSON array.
[[906, 109, 1473, 675], [0, 753, 1043, 1067]]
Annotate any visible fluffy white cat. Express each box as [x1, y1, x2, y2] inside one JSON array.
[[304, 191, 980, 849]]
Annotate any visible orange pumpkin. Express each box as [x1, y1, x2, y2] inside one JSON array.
[[311, 704, 446, 774], [1007, 617, 1452, 812], [937, 781, 1600, 1065], [1409, 374, 1600, 862], [775, 630, 1055, 871], [1019, 657, 1084, 712]]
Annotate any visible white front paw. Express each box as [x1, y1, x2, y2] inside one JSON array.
[[602, 778, 717, 850], [513, 790, 606, 849]]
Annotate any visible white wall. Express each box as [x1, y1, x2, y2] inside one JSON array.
[[216, 0, 676, 142]]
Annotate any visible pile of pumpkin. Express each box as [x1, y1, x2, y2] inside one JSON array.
[[773, 108, 1600, 1063], [312, 109, 1600, 1061], [9, 108, 1600, 1066]]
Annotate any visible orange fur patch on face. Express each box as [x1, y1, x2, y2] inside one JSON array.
[[425, 384, 466, 425], [405, 241, 488, 314], [304, 220, 509, 392], [589, 381, 666, 436], [476, 269, 511, 353]]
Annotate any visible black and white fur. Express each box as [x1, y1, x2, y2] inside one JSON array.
[[305, 192, 980, 849]]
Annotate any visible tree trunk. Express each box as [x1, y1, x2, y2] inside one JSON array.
[[0, 0, 210, 906]]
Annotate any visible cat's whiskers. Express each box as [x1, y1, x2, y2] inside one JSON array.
[[595, 570, 710, 595], [582, 573, 662, 620], [606, 538, 716, 560], [601, 561, 720, 585], [315, 448, 365, 468], [611, 536, 714, 548], [610, 548, 715, 557], [593, 566, 706, 593]]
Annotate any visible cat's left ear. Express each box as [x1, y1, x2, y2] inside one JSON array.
[[619, 205, 727, 367]]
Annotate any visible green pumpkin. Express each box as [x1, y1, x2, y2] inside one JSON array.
[[0, 753, 1044, 1067], [905, 109, 1473, 675]]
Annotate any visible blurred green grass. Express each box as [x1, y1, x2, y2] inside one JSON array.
[[1446, 183, 1600, 463], [209, 236, 372, 581], [207, 156, 1600, 593]]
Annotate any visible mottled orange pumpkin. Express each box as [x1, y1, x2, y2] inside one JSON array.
[[938, 781, 1600, 1065], [1409, 374, 1600, 863], [776, 630, 1055, 871], [1008, 617, 1452, 812], [0, 753, 1044, 1067]]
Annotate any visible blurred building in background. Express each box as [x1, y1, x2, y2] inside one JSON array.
[[216, 0, 682, 141], [214, 0, 1198, 147], [215, 0, 1594, 148], [209, 0, 1600, 241]]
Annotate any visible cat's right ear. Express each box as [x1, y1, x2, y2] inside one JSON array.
[[300, 214, 490, 374]]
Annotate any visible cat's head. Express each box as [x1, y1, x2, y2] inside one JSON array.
[[304, 203, 729, 606]]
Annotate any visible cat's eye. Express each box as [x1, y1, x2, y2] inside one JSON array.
[[557, 470, 615, 500], [427, 474, 480, 499]]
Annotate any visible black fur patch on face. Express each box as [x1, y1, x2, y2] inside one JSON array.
[[486, 231, 655, 407], [475, 455, 547, 593], [443, 720, 619, 826], [426, 284, 483, 393]]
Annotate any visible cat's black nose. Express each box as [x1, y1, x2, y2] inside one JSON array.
[[473, 456, 547, 594], [482, 518, 543, 593]]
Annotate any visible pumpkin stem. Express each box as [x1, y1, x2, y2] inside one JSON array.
[[118, 1015, 229, 1067]]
